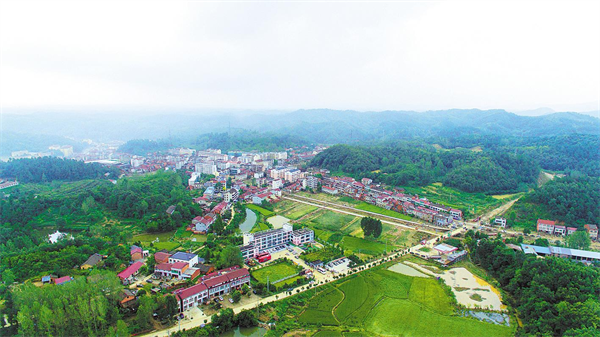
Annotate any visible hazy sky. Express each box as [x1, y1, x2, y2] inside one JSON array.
[[1, 1, 598, 112]]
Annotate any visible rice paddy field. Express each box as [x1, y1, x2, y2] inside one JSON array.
[[274, 200, 319, 220], [292, 262, 514, 337]]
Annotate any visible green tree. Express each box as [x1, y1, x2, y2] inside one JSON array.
[[235, 310, 257, 328], [136, 295, 155, 331], [566, 231, 591, 250], [217, 246, 243, 269], [231, 290, 241, 303], [360, 217, 382, 238]]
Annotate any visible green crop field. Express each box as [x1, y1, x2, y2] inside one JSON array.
[[340, 236, 390, 256], [298, 287, 344, 326], [292, 265, 513, 337], [252, 261, 299, 283], [250, 222, 271, 233], [246, 204, 276, 217], [308, 211, 358, 232], [354, 202, 413, 221]]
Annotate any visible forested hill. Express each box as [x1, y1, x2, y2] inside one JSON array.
[[2, 109, 598, 146], [504, 176, 600, 229], [0, 157, 119, 183], [310, 142, 539, 194]]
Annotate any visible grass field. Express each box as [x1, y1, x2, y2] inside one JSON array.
[[252, 261, 299, 283], [274, 200, 318, 220], [250, 222, 272, 233], [133, 231, 176, 243], [307, 211, 358, 232], [153, 241, 180, 251], [246, 204, 275, 217], [354, 202, 412, 221], [295, 265, 513, 336], [340, 236, 389, 256]]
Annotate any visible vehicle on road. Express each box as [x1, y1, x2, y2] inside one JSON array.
[[219, 296, 224, 301], [228, 298, 234, 303]]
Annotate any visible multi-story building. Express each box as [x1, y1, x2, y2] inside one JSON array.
[[584, 224, 598, 240], [306, 176, 319, 189], [169, 252, 199, 268], [537, 219, 556, 234], [174, 267, 250, 312], [292, 228, 315, 245], [240, 224, 314, 259], [494, 217, 507, 228], [284, 169, 303, 182], [195, 162, 218, 176]]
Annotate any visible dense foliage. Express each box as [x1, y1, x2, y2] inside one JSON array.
[[194, 131, 308, 152], [117, 139, 172, 156], [311, 143, 539, 194], [472, 239, 600, 336], [9, 272, 123, 336], [504, 176, 600, 229], [0, 157, 119, 183], [360, 217, 382, 238]]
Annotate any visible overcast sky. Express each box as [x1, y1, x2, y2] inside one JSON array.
[[1, 1, 598, 113]]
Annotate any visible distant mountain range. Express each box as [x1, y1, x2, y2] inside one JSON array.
[[2, 108, 599, 155]]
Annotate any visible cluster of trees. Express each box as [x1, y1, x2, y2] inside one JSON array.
[[471, 239, 600, 336], [6, 272, 124, 337], [310, 142, 539, 194], [117, 139, 172, 156], [171, 308, 258, 336], [360, 217, 382, 238], [505, 176, 600, 229], [194, 131, 306, 152], [0, 157, 119, 183]]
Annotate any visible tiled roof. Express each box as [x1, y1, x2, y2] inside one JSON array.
[[118, 262, 143, 279], [175, 283, 208, 300]]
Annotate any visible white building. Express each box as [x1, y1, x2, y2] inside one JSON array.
[[240, 224, 314, 259]]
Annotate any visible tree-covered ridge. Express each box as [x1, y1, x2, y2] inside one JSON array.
[[432, 134, 600, 177], [0, 157, 119, 183], [194, 131, 308, 152], [0, 171, 200, 283], [311, 142, 539, 194], [117, 139, 172, 156], [504, 176, 600, 229], [472, 239, 600, 336]]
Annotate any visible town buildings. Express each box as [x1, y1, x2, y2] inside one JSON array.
[[521, 244, 600, 263], [173, 266, 251, 312], [240, 224, 315, 259]]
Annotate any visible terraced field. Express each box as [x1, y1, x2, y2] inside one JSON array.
[[296, 265, 514, 336]]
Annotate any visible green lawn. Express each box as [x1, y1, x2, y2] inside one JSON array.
[[355, 202, 412, 221], [153, 241, 180, 251], [340, 236, 390, 256], [133, 231, 175, 244], [246, 204, 275, 217], [252, 261, 299, 283]]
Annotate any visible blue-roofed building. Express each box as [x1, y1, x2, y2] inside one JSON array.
[[169, 252, 199, 268], [521, 244, 600, 263]]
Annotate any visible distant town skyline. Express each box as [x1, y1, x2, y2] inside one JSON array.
[[1, 1, 598, 113]]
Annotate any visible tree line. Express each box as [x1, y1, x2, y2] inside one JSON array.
[[0, 157, 119, 183], [471, 239, 600, 336]]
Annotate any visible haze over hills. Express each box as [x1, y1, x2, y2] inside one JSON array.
[[2, 108, 599, 146]]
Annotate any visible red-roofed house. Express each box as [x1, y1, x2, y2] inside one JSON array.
[[154, 251, 171, 264], [54, 276, 73, 285], [537, 219, 556, 234], [554, 225, 566, 236], [118, 262, 143, 285], [131, 245, 143, 261], [174, 283, 208, 312], [172, 266, 251, 312], [212, 201, 228, 215], [567, 227, 578, 236], [584, 224, 598, 240]]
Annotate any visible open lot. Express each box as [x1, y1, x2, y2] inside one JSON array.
[[274, 200, 318, 220], [246, 204, 275, 217]]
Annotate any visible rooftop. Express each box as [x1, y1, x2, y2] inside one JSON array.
[[171, 252, 197, 261]]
